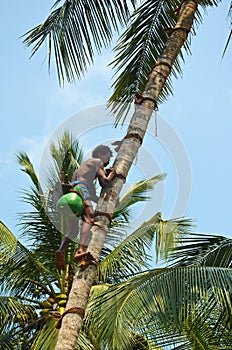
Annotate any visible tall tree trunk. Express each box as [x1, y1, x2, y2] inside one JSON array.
[[55, 1, 198, 349]]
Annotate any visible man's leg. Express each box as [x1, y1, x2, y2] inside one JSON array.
[[55, 217, 79, 270], [55, 237, 72, 270], [74, 221, 91, 259], [74, 202, 94, 260]]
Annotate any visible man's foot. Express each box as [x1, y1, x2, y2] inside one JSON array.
[[74, 251, 89, 261], [55, 250, 65, 270], [78, 257, 98, 270]]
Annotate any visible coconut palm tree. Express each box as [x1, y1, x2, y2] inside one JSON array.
[[53, 2, 201, 347], [1, 138, 231, 349], [22, 0, 232, 348], [0, 132, 172, 349], [2, 219, 232, 349], [86, 231, 232, 349]]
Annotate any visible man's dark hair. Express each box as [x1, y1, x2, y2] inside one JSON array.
[[92, 145, 113, 158]]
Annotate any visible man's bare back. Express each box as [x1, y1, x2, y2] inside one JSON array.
[[72, 158, 103, 195]]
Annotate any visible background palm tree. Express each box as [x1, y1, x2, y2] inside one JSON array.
[[1, 132, 231, 349], [2, 219, 232, 349], [0, 132, 173, 349]]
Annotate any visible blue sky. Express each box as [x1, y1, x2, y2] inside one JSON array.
[[1, 1, 231, 240]]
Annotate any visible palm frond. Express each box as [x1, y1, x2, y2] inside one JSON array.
[[15, 152, 40, 191], [17, 209, 62, 273], [77, 328, 103, 350], [16, 185, 62, 272], [169, 232, 232, 268], [30, 318, 58, 350], [87, 266, 232, 350], [112, 173, 166, 230], [0, 338, 12, 350], [0, 221, 56, 298], [108, 0, 222, 125], [22, 0, 135, 84], [48, 131, 84, 186], [197, 0, 223, 6], [101, 214, 195, 282], [0, 330, 19, 350], [30, 313, 102, 350], [99, 212, 162, 282], [14, 152, 61, 263], [0, 221, 18, 254], [154, 216, 195, 264], [15, 135, 84, 273], [221, 1, 232, 58], [222, 28, 232, 59], [107, 174, 166, 250], [0, 295, 36, 332], [113, 173, 166, 220], [107, 0, 191, 124]]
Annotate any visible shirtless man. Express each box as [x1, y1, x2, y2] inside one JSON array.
[[55, 144, 115, 270]]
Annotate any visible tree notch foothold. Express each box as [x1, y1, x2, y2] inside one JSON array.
[[74, 251, 98, 270], [174, 0, 198, 17], [124, 132, 144, 145], [164, 26, 190, 36], [56, 307, 85, 329], [94, 211, 112, 221], [134, 92, 158, 110], [154, 61, 172, 70], [115, 172, 127, 181]]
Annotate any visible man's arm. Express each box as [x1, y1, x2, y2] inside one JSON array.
[[97, 167, 115, 188]]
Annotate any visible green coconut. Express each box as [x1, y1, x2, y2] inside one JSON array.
[[56, 186, 83, 217]]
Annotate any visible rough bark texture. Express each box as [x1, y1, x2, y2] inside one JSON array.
[[55, 1, 197, 349]]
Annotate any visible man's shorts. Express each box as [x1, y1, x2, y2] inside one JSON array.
[[71, 180, 91, 200]]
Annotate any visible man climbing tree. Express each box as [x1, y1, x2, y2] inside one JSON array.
[[55, 144, 115, 270]]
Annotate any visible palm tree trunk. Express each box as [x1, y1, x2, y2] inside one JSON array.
[[55, 1, 198, 348]]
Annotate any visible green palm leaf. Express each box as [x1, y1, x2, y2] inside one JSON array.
[[77, 330, 102, 350], [111, 173, 166, 238], [0, 221, 56, 298], [169, 233, 232, 268], [99, 212, 162, 282], [154, 216, 195, 263], [222, 1, 232, 58], [16, 152, 40, 191], [48, 131, 84, 186], [22, 0, 135, 84], [108, 0, 222, 124], [87, 266, 232, 350], [15, 132, 83, 244], [113, 173, 166, 218], [108, 0, 182, 123], [99, 214, 194, 283], [30, 318, 59, 350], [0, 335, 13, 350], [15, 152, 59, 258], [30, 314, 101, 350], [16, 185, 62, 274], [0, 295, 36, 331]]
